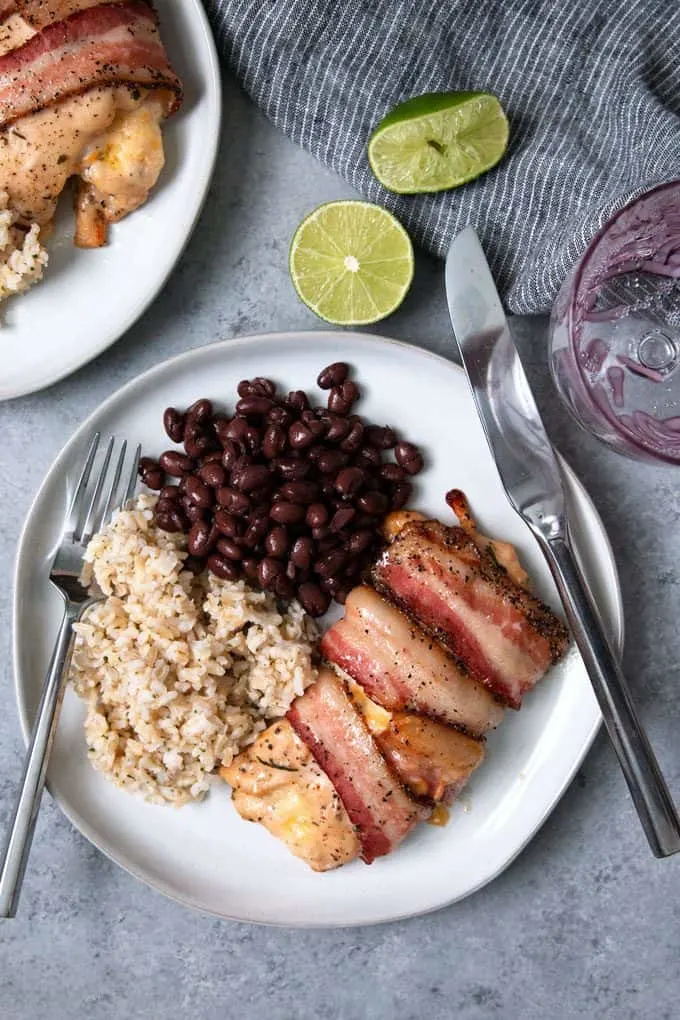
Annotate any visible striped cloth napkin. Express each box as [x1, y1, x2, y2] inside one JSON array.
[[204, 0, 680, 314]]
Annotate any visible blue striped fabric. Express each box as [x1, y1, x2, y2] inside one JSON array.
[[204, 0, 680, 313]]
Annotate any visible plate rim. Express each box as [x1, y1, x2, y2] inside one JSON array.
[[0, 0, 222, 402], [11, 329, 625, 926]]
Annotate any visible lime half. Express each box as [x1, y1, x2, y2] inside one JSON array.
[[368, 91, 509, 194], [289, 200, 414, 326]]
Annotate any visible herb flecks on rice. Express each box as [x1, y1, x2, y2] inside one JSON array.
[[69, 494, 318, 806]]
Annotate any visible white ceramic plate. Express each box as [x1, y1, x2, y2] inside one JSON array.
[[13, 332, 623, 926], [0, 0, 221, 401]]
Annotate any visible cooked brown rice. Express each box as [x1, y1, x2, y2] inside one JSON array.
[[69, 494, 318, 806]]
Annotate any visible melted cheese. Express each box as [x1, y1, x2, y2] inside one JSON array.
[[0, 86, 165, 227], [347, 679, 392, 734]]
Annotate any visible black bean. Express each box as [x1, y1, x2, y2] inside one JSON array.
[[340, 421, 364, 453], [214, 510, 241, 537], [356, 490, 389, 516], [328, 380, 359, 414], [138, 455, 160, 479], [316, 535, 341, 556], [217, 487, 251, 516], [394, 441, 424, 475], [270, 502, 305, 525], [184, 476, 213, 508], [187, 519, 214, 557], [155, 507, 185, 533], [163, 407, 186, 443], [201, 449, 224, 464], [242, 425, 262, 454], [184, 502, 208, 523], [262, 425, 286, 460], [273, 575, 295, 601], [267, 405, 293, 428], [331, 507, 356, 532], [348, 529, 374, 555], [311, 525, 330, 540], [236, 395, 274, 417], [286, 390, 309, 413], [334, 466, 365, 498], [184, 426, 212, 459], [297, 582, 330, 617], [379, 463, 405, 484], [159, 450, 193, 477], [186, 398, 213, 425], [288, 422, 315, 449], [143, 468, 164, 490], [305, 503, 328, 529], [242, 558, 259, 583], [317, 449, 349, 475], [207, 554, 240, 581], [317, 362, 348, 389], [216, 537, 243, 561], [273, 456, 310, 481], [248, 484, 275, 504], [258, 556, 284, 590], [366, 425, 396, 449], [325, 416, 351, 443], [355, 446, 382, 469], [223, 417, 250, 442], [198, 462, 227, 489], [290, 536, 314, 570], [279, 480, 319, 504], [159, 484, 180, 503], [265, 526, 289, 559], [315, 548, 348, 578], [220, 440, 242, 470], [234, 463, 271, 493], [390, 482, 412, 510], [242, 515, 269, 548]]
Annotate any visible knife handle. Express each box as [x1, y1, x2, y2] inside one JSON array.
[[540, 534, 680, 858]]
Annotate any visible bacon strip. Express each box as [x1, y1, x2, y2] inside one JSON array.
[[375, 712, 485, 804], [287, 668, 427, 863], [3, 0, 107, 29], [0, 1, 182, 129], [321, 585, 504, 736], [373, 520, 569, 709]]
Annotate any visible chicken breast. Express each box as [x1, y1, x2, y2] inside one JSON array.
[[0, 1, 181, 245], [220, 719, 360, 873]]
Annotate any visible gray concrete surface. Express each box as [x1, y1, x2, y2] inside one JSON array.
[[1, 76, 678, 1020]]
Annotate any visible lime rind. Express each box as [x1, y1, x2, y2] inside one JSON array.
[[368, 91, 509, 195], [289, 200, 414, 326]]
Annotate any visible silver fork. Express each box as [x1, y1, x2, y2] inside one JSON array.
[[0, 433, 140, 918]]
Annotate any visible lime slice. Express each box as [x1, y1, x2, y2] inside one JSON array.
[[368, 91, 509, 194], [289, 200, 414, 326]]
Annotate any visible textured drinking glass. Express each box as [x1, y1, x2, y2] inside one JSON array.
[[550, 180, 680, 465]]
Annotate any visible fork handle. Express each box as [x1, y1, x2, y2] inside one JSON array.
[[541, 534, 680, 858], [0, 603, 80, 918]]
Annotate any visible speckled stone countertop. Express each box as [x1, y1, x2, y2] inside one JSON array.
[[1, 78, 679, 1020]]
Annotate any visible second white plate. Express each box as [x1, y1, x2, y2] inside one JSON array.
[[13, 331, 622, 925], [0, 0, 221, 400]]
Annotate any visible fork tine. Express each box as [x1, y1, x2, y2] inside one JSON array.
[[100, 439, 127, 530], [124, 443, 141, 506], [78, 435, 114, 545], [65, 433, 100, 539]]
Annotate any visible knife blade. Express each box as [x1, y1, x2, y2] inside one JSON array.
[[445, 226, 680, 858], [444, 226, 564, 537]]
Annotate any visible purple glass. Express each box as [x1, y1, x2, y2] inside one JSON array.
[[550, 180, 680, 465]]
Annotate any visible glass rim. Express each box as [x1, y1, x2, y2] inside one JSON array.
[[566, 178, 680, 465]]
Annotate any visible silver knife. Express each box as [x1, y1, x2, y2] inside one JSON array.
[[445, 226, 680, 858]]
